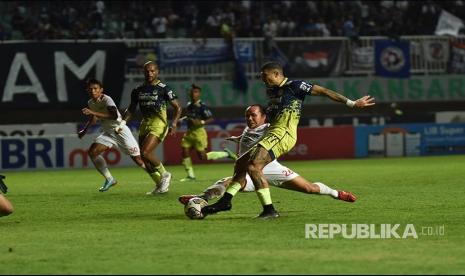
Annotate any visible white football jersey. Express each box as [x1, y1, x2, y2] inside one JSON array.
[[239, 123, 269, 154], [87, 94, 122, 133]]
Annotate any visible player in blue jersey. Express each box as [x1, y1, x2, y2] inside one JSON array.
[[202, 61, 375, 219], [118, 61, 182, 195], [179, 104, 356, 205], [180, 84, 237, 182], [0, 175, 13, 217]]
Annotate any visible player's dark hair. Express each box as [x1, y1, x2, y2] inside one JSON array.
[[248, 104, 266, 115], [86, 78, 103, 88], [191, 84, 201, 91], [261, 61, 283, 72]]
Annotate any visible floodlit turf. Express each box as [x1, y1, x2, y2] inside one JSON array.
[[1, 155, 465, 274]]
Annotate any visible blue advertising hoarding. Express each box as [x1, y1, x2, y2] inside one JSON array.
[[355, 123, 465, 157], [156, 40, 254, 68]]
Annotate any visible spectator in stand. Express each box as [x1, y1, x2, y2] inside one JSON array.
[[152, 10, 168, 38], [205, 8, 222, 37], [1, 0, 465, 40], [263, 15, 279, 38], [343, 14, 357, 38]]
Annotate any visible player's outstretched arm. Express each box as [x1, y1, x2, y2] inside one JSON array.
[[352, 95, 376, 108], [78, 115, 97, 139], [311, 84, 375, 108]]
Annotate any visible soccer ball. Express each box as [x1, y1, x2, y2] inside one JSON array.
[[184, 197, 208, 219]]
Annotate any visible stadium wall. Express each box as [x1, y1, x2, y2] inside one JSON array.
[[1, 123, 465, 171]]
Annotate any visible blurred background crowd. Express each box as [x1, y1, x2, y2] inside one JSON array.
[[1, 0, 464, 41]]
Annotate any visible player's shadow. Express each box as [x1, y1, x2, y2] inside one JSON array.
[[85, 212, 187, 221]]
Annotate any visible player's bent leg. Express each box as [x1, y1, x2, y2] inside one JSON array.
[[155, 171, 171, 194], [248, 147, 279, 219], [201, 177, 232, 201], [140, 134, 163, 168], [223, 147, 238, 160], [201, 154, 250, 216], [130, 155, 146, 170], [336, 190, 357, 202], [206, 150, 231, 160], [279, 177, 356, 202], [89, 143, 117, 192], [181, 147, 196, 182], [280, 177, 355, 201], [141, 134, 171, 194], [130, 155, 164, 192], [196, 150, 208, 161], [179, 176, 237, 205], [280, 177, 321, 194], [0, 194, 13, 217], [312, 181, 357, 202]]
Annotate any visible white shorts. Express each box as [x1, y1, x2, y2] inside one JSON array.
[[242, 159, 299, 192], [94, 125, 140, 156]]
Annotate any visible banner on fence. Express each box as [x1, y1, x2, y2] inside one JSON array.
[[375, 40, 410, 78], [448, 42, 465, 73], [351, 46, 374, 69], [120, 74, 465, 108], [277, 40, 346, 77], [156, 40, 254, 67], [422, 40, 449, 63]]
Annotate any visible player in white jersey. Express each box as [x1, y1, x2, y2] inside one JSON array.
[[178, 104, 356, 204], [78, 79, 154, 192]]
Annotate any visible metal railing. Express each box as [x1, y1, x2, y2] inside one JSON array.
[[123, 35, 465, 82], [3, 36, 463, 82]]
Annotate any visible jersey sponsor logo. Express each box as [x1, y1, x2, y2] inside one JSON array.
[[299, 82, 312, 92]]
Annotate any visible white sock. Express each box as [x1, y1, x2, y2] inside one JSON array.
[[93, 155, 113, 181], [315, 182, 338, 198]]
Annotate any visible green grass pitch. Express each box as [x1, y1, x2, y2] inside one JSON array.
[[1, 155, 465, 274]]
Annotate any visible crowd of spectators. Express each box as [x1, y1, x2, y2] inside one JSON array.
[[0, 1, 464, 41]]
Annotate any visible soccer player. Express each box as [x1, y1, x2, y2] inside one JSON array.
[[118, 61, 182, 195], [180, 84, 237, 182], [202, 61, 375, 219], [0, 175, 14, 217], [179, 104, 356, 204], [78, 79, 153, 192]]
